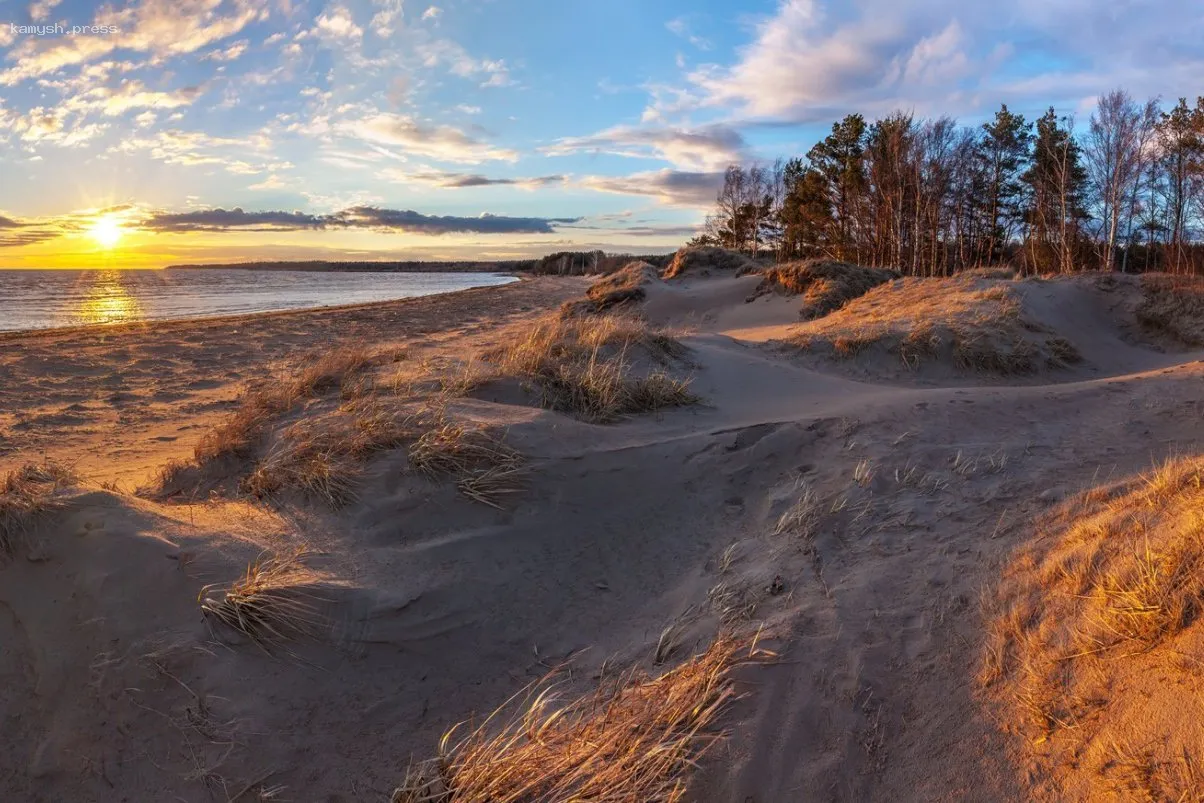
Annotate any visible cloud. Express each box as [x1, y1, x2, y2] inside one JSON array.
[[414, 38, 511, 87], [63, 80, 204, 116], [115, 129, 286, 175], [422, 6, 442, 21], [343, 113, 519, 163], [27, 0, 64, 23], [0, 212, 68, 247], [675, 0, 1204, 122], [138, 206, 580, 235], [387, 170, 566, 189], [1, 0, 267, 85], [370, 0, 405, 36], [545, 124, 745, 171], [201, 39, 250, 62], [666, 17, 711, 50], [579, 169, 723, 209], [5, 105, 109, 146], [309, 6, 363, 44]]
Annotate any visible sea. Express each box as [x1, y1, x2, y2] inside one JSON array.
[[0, 268, 518, 333]]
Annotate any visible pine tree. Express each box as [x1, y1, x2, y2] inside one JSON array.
[[976, 105, 1033, 264]]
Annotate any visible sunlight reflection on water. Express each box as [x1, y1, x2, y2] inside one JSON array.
[[0, 269, 518, 333], [74, 270, 145, 326]]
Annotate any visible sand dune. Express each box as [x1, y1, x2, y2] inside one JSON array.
[[3, 265, 1204, 801]]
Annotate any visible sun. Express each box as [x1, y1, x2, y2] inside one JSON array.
[[88, 215, 125, 249]]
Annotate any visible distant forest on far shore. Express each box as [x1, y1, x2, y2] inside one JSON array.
[[167, 252, 675, 276]]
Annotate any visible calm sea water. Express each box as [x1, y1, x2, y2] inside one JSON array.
[[0, 269, 518, 333]]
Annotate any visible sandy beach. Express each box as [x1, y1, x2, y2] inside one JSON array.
[[4, 256, 1204, 801]]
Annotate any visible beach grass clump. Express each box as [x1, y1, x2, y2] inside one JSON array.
[[792, 274, 1078, 375], [562, 261, 661, 317], [242, 407, 412, 507], [1137, 274, 1204, 346], [979, 455, 1204, 799], [194, 345, 376, 465], [662, 245, 757, 279], [409, 418, 527, 508], [0, 461, 75, 555], [485, 315, 696, 423], [199, 549, 330, 652], [392, 634, 754, 803], [752, 260, 899, 319]]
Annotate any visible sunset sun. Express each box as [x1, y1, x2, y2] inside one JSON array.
[[88, 215, 125, 249]]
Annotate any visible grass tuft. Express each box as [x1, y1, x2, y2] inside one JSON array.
[[484, 315, 696, 423], [752, 259, 898, 319], [392, 634, 759, 803], [1137, 274, 1204, 346], [199, 549, 330, 652], [0, 461, 75, 555], [980, 455, 1204, 799]]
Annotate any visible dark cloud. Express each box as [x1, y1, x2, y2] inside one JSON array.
[[140, 206, 580, 235], [580, 169, 724, 209], [0, 214, 62, 247], [421, 173, 567, 189], [332, 206, 580, 235], [143, 208, 327, 232]]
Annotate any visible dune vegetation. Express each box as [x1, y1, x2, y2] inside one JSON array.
[[481, 313, 696, 423], [751, 259, 900, 319], [790, 273, 1082, 374], [0, 461, 75, 556], [393, 634, 762, 803], [1137, 274, 1204, 346], [980, 456, 1204, 800]]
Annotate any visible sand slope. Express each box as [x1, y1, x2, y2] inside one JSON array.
[[2, 270, 1204, 801]]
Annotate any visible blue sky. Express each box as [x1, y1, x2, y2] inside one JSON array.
[[0, 0, 1201, 266]]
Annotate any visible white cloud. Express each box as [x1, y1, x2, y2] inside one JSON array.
[[202, 39, 250, 62], [341, 112, 519, 163], [310, 6, 364, 44], [545, 124, 745, 171], [372, 0, 405, 36], [415, 38, 511, 88], [27, 0, 64, 23], [1, 0, 268, 86], [62, 80, 204, 117], [666, 17, 711, 50], [672, 0, 1204, 122], [422, 6, 442, 21]]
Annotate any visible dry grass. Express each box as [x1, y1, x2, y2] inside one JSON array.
[[484, 315, 697, 423], [409, 419, 527, 508], [199, 549, 330, 652], [1137, 274, 1204, 346], [241, 407, 411, 507], [752, 260, 898, 319], [793, 274, 1078, 375], [194, 346, 376, 465], [563, 261, 660, 317], [980, 455, 1204, 800], [0, 461, 75, 555], [662, 246, 756, 280], [392, 634, 760, 803]]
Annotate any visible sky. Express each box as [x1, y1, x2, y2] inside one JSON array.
[[0, 0, 1201, 268]]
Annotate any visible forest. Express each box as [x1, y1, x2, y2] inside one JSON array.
[[693, 90, 1204, 275]]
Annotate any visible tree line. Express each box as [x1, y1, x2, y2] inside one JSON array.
[[694, 91, 1204, 275]]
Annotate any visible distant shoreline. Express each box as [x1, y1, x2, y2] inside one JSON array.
[[166, 260, 531, 273]]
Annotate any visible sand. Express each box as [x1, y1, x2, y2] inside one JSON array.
[[3, 268, 1204, 801]]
